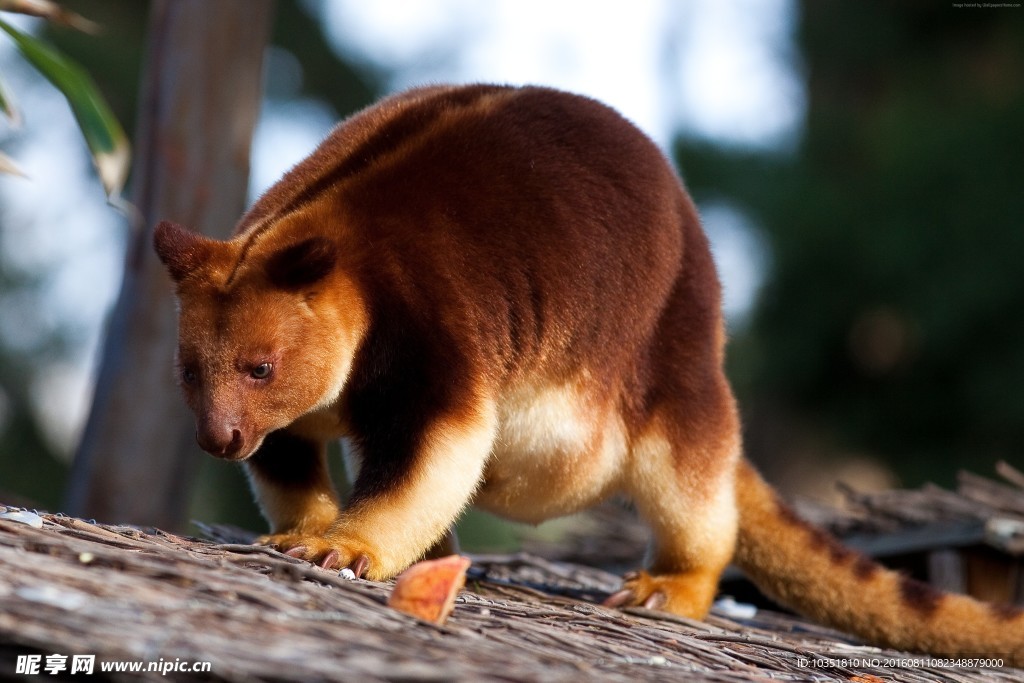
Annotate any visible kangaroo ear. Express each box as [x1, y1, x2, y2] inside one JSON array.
[[265, 237, 337, 290], [153, 221, 220, 283]]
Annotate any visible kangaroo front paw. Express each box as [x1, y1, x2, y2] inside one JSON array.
[[256, 532, 379, 578]]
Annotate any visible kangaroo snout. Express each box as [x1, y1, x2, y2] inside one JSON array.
[[195, 418, 245, 459]]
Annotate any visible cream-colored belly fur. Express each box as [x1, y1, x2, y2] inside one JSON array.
[[475, 378, 627, 523]]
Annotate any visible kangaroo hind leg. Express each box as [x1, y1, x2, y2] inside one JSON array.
[[607, 398, 741, 619]]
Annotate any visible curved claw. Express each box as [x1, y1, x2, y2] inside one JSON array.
[[642, 591, 667, 610], [320, 550, 340, 569], [349, 553, 370, 579], [602, 588, 636, 608], [622, 571, 640, 582], [284, 546, 308, 558]]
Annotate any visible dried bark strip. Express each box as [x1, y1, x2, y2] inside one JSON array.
[[0, 506, 1020, 682]]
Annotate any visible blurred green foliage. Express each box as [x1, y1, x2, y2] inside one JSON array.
[[679, 1, 1024, 486], [0, 0, 148, 509], [0, 13, 130, 195]]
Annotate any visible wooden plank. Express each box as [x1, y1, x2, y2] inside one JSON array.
[[928, 549, 966, 593]]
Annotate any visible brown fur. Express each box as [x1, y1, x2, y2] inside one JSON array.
[[154, 84, 1023, 665]]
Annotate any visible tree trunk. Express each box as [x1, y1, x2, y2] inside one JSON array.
[[67, 0, 274, 528]]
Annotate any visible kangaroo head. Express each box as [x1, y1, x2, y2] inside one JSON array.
[[154, 219, 365, 460]]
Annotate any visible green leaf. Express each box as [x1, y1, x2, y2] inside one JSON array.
[[0, 17, 129, 196], [0, 68, 21, 125]]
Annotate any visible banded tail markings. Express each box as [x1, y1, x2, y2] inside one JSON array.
[[735, 459, 1024, 663]]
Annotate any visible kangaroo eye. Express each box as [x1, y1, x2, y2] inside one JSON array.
[[251, 363, 273, 380], [181, 367, 198, 385]]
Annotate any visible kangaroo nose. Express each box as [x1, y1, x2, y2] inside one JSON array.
[[195, 424, 245, 458]]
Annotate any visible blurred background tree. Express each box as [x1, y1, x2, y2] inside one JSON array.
[[66, 0, 278, 529], [679, 1, 1024, 494], [0, 1, 1020, 536]]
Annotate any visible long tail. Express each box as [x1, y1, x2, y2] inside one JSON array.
[[734, 459, 1024, 667]]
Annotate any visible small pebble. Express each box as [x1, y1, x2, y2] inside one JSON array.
[[339, 568, 356, 580], [714, 596, 758, 619]]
